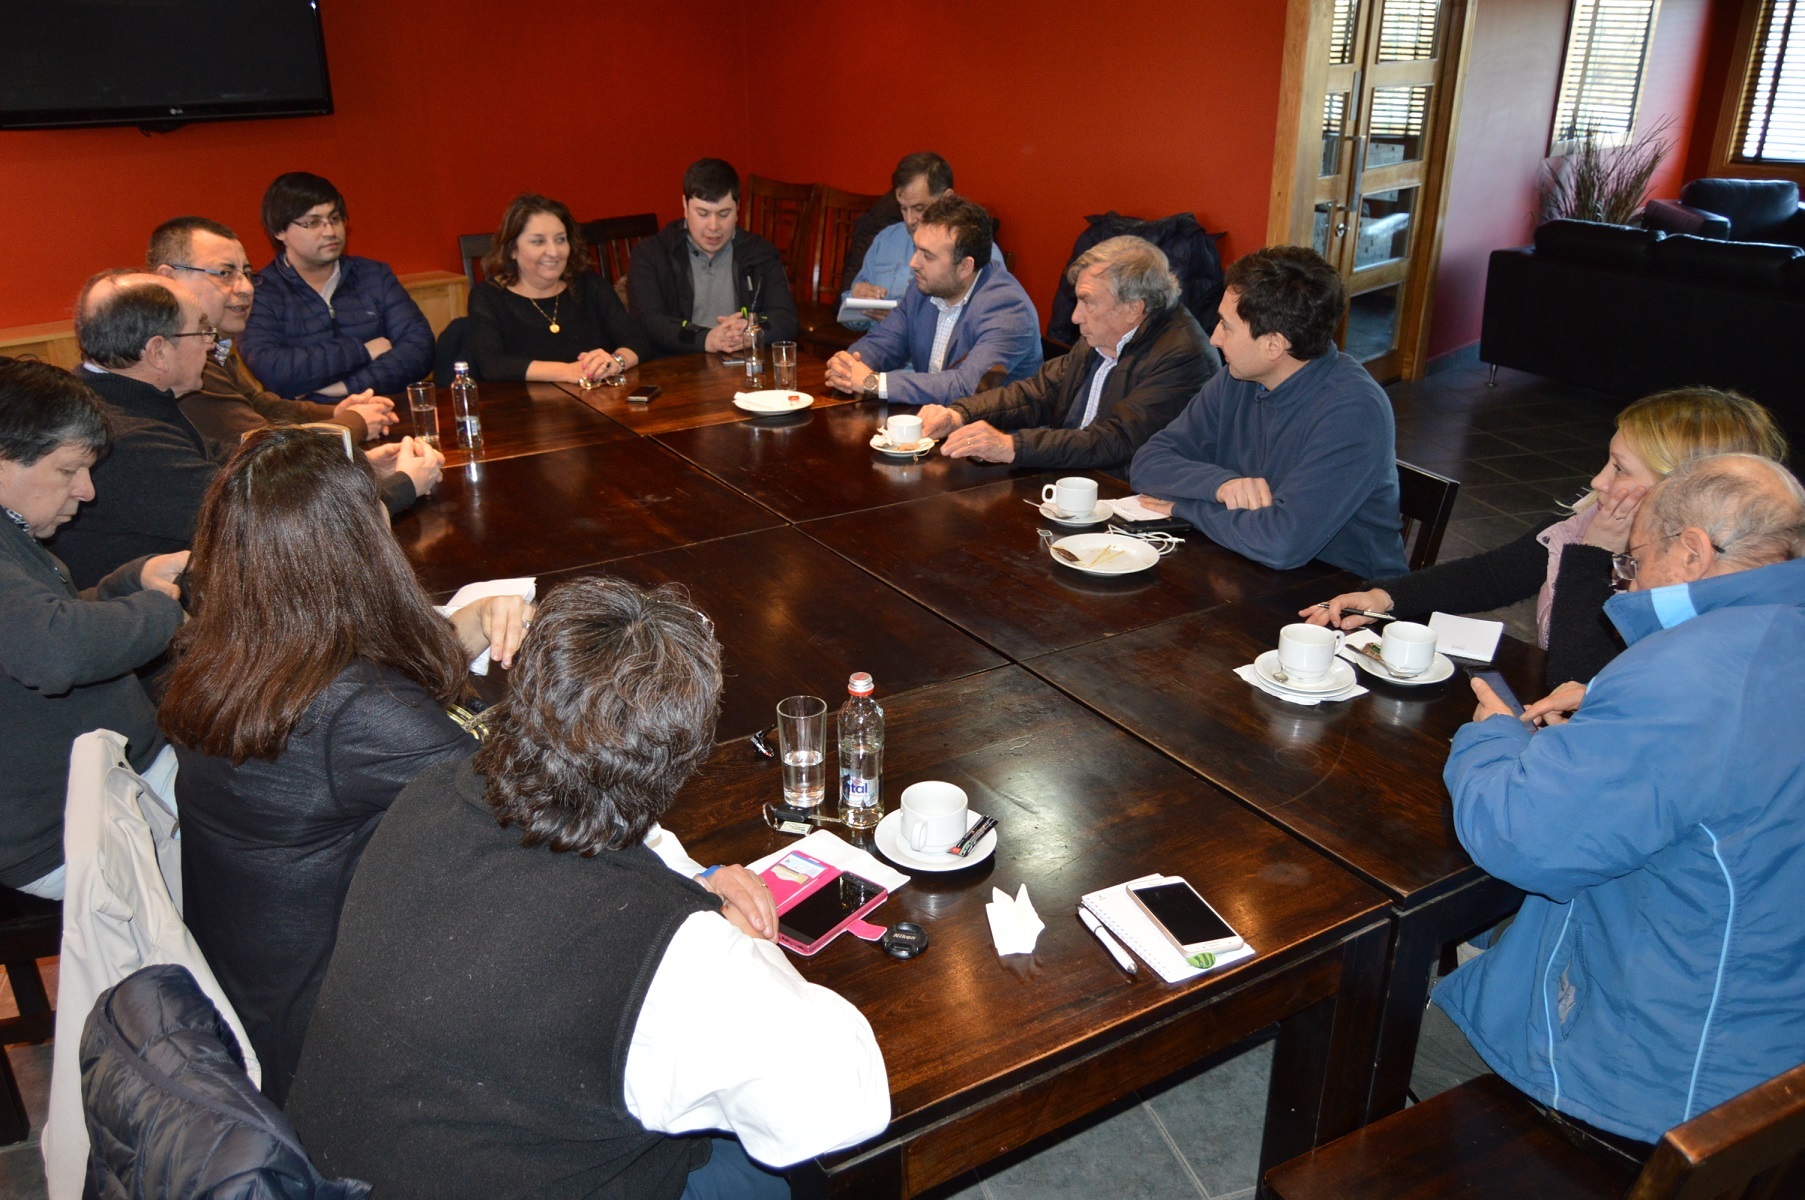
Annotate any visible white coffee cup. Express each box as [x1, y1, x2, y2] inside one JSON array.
[[1277, 623, 1343, 683], [883, 414, 923, 448], [899, 781, 969, 854], [1380, 621, 1438, 676], [1041, 476, 1099, 518]]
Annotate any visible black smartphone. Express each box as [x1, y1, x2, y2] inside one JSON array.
[[627, 385, 661, 403], [1464, 666, 1526, 716], [777, 871, 887, 951]]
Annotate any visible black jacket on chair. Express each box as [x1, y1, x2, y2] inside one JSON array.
[[80, 963, 370, 1200]]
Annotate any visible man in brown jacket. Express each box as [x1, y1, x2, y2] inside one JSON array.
[[148, 217, 398, 444], [917, 236, 1218, 471]]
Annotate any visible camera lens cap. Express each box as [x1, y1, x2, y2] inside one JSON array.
[[881, 922, 928, 960]]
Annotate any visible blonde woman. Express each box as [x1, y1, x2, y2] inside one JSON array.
[[1305, 388, 1786, 706]]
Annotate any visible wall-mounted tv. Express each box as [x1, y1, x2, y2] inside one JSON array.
[[0, 1, 332, 132]]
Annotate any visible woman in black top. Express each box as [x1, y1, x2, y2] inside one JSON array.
[[160, 427, 533, 1104], [467, 193, 649, 384]]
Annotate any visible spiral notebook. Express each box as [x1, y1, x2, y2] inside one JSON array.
[[1080, 873, 1256, 984]]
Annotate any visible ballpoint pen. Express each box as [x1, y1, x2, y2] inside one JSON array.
[[1078, 908, 1136, 975], [1314, 602, 1395, 622]]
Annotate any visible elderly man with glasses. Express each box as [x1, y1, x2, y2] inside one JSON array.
[[1417, 452, 1805, 1149], [149, 215, 399, 445], [238, 172, 434, 400]]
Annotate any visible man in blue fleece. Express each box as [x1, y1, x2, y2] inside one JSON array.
[[239, 172, 434, 400], [1425, 453, 1805, 1146], [1128, 245, 1404, 578]]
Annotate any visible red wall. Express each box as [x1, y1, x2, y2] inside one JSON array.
[[1428, 0, 1716, 358], [0, 1, 750, 329]]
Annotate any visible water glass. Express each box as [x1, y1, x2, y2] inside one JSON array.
[[771, 341, 799, 390], [405, 382, 439, 447], [776, 695, 827, 808]]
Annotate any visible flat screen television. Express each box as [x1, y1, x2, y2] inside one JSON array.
[[0, 0, 332, 131]]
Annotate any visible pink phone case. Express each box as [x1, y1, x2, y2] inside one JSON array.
[[760, 851, 889, 956]]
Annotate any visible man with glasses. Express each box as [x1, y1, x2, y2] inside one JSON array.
[[836, 152, 1002, 331], [148, 216, 398, 444], [1419, 452, 1805, 1147], [239, 172, 434, 399]]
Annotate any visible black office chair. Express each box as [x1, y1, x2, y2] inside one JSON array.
[[458, 233, 494, 286], [0, 885, 60, 1144], [1398, 460, 1459, 571]]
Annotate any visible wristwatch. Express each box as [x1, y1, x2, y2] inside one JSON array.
[[861, 373, 880, 399]]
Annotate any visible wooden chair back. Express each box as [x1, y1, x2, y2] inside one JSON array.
[[1398, 460, 1459, 571], [743, 175, 820, 296], [459, 232, 494, 286], [1630, 1059, 1805, 1200], [578, 212, 659, 285], [802, 185, 884, 306]]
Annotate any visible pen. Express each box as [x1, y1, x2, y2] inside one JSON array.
[[1314, 602, 1395, 622], [1078, 908, 1137, 975]]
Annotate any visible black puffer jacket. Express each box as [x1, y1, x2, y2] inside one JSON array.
[[80, 964, 370, 1200], [1046, 212, 1226, 346]]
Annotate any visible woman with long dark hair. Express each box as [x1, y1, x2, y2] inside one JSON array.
[[160, 425, 529, 1104]]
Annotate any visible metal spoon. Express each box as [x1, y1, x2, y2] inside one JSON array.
[[1036, 528, 1082, 563], [1352, 640, 1417, 679]]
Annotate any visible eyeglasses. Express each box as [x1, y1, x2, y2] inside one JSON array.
[[289, 211, 346, 232], [165, 319, 221, 348], [169, 262, 262, 287], [1611, 530, 1725, 584]]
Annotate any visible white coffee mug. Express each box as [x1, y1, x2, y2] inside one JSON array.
[[899, 781, 969, 854], [1380, 621, 1438, 676], [1277, 623, 1343, 682], [1041, 476, 1099, 518], [883, 414, 923, 448]]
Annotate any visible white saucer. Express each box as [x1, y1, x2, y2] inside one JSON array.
[[870, 433, 937, 456], [733, 390, 813, 414], [1253, 651, 1359, 695], [1341, 645, 1457, 686], [874, 810, 996, 871], [1049, 533, 1161, 575], [1040, 500, 1112, 527]]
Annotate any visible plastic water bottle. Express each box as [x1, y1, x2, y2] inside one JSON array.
[[450, 361, 483, 449], [837, 672, 884, 829]]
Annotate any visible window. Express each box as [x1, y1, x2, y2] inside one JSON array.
[[1734, 1, 1805, 163], [1549, 0, 1662, 154]]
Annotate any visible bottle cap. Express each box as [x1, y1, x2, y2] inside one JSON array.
[[454, 361, 469, 371], [847, 672, 874, 695]]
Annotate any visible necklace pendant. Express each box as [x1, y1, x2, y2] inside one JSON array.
[[549, 322, 560, 333]]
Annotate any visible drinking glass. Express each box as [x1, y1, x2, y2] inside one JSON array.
[[775, 695, 827, 808], [405, 382, 439, 447], [771, 341, 798, 389]]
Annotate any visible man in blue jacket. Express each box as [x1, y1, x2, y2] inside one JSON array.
[[1428, 452, 1805, 1145], [1128, 245, 1404, 578], [239, 172, 434, 400], [824, 195, 1040, 407]]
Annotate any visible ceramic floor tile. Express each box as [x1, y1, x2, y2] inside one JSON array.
[[0, 1144, 48, 1200], [979, 1095, 1204, 1200], [917, 1170, 988, 1200], [1142, 1036, 1275, 1199]]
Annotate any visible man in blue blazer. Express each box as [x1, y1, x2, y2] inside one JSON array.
[[824, 195, 1040, 407]]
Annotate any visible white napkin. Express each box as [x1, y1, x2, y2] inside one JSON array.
[[748, 830, 910, 894], [1103, 494, 1171, 522], [1234, 664, 1368, 707], [985, 884, 1045, 956], [437, 577, 536, 675], [1428, 611, 1504, 662]]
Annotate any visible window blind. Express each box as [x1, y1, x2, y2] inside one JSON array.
[[1551, 0, 1659, 149], [1737, 0, 1805, 163]]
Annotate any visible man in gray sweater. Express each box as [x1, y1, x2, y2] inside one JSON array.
[[0, 358, 187, 898]]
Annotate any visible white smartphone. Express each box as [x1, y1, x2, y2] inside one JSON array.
[[1127, 878, 1245, 960]]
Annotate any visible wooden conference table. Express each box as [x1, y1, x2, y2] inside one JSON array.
[[386, 349, 1537, 1195]]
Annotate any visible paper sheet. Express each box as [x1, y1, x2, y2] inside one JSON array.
[[748, 829, 910, 894], [1427, 611, 1505, 662], [835, 296, 899, 323]]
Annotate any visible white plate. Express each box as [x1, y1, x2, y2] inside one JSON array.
[[874, 810, 997, 872], [733, 390, 813, 414], [1253, 650, 1359, 695], [870, 433, 937, 456], [1048, 533, 1161, 575], [1341, 645, 1457, 686], [1039, 500, 1112, 528]]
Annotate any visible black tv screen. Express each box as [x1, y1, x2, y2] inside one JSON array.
[[0, 0, 332, 131]]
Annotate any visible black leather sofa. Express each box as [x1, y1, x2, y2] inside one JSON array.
[[1643, 178, 1805, 247], [1479, 218, 1805, 444]]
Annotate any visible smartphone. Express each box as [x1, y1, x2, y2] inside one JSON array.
[[775, 869, 888, 957], [1127, 878, 1244, 958], [627, 385, 661, 403], [1464, 666, 1525, 717]]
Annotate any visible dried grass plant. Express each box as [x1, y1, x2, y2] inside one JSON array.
[[1539, 117, 1675, 227]]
